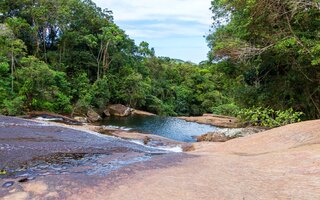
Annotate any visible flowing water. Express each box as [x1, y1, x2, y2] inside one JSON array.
[[101, 115, 218, 142]]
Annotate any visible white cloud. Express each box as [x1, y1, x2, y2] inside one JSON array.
[[92, 0, 212, 62], [123, 22, 207, 38], [94, 0, 212, 25]]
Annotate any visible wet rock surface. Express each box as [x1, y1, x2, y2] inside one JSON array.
[[26, 111, 82, 125], [2, 181, 14, 188], [0, 152, 189, 200], [0, 116, 155, 171], [0, 116, 188, 199]]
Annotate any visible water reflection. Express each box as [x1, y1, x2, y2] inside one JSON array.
[[101, 116, 217, 142]]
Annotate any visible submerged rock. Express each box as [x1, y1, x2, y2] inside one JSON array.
[[106, 104, 132, 117]]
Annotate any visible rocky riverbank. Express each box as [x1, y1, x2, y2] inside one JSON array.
[[96, 119, 320, 200], [0, 116, 188, 199], [178, 113, 242, 128], [195, 126, 268, 142], [1, 116, 320, 199]]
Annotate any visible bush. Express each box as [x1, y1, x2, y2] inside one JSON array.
[[211, 103, 240, 116], [54, 92, 73, 113], [145, 95, 177, 116], [3, 96, 26, 115], [91, 77, 111, 109], [237, 107, 303, 127], [15, 56, 72, 113]]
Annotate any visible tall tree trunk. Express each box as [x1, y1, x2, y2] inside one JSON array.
[[102, 48, 107, 76], [11, 45, 14, 92], [59, 42, 62, 65], [32, 16, 40, 56], [97, 42, 103, 80], [43, 28, 47, 62], [102, 41, 110, 76]]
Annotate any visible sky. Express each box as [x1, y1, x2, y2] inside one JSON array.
[[93, 0, 213, 63]]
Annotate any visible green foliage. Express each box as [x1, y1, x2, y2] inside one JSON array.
[[237, 107, 303, 127], [90, 77, 111, 109], [145, 96, 177, 116], [54, 92, 73, 113], [15, 56, 72, 113], [1, 0, 236, 117], [207, 0, 320, 119], [211, 103, 240, 116], [0, 61, 10, 107], [3, 96, 26, 116], [0, 0, 315, 122]]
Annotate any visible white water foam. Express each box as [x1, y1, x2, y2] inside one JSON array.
[[129, 140, 183, 153], [103, 125, 132, 131], [35, 117, 64, 121]]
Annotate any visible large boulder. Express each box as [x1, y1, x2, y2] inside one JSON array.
[[106, 104, 132, 117], [87, 109, 102, 122]]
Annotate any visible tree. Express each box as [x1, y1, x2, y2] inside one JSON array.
[[207, 0, 320, 119], [16, 56, 71, 112], [0, 23, 26, 92]]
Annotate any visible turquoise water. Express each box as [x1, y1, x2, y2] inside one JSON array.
[[101, 115, 218, 142]]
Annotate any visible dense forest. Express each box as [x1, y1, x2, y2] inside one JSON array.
[[208, 0, 320, 120], [0, 0, 319, 122]]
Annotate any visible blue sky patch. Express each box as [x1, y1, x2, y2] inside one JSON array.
[[93, 0, 212, 63]]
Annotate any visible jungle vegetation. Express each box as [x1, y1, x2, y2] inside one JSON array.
[[0, 0, 319, 122]]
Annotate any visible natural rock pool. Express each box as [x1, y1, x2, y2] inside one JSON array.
[[100, 115, 218, 142]]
